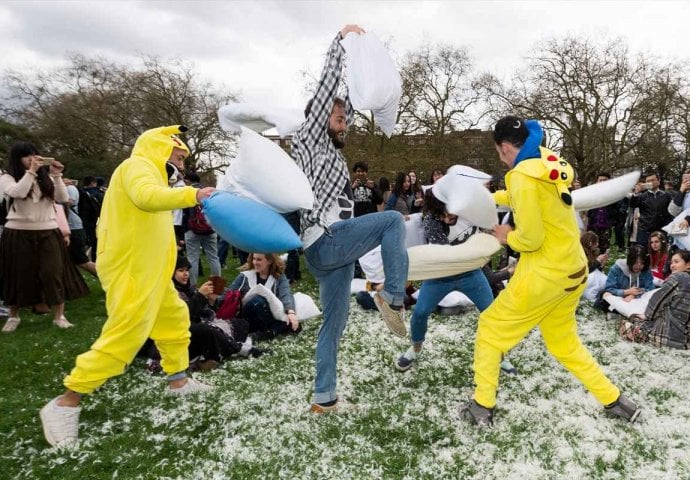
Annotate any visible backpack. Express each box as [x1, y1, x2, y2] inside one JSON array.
[[188, 204, 214, 235], [216, 289, 242, 320], [75, 187, 102, 226]]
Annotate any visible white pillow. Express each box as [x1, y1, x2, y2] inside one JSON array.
[[405, 213, 426, 248], [603, 289, 658, 318], [359, 246, 385, 283], [583, 269, 607, 302], [350, 278, 368, 295], [407, 233, 500, 281], [572, 171, 640, 211], [218, 103, 304, 138], [438, 291, 475, 308], [432, 166, 497, 229], [294, 292, 321, 320], [410, 289, 474, 307], [243, 284, 286, 322], [663, 207, 690, 250], [219, 127, 314, 213], [340, 32, 401, 137]]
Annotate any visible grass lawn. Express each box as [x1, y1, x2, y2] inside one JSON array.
[[1, 253, 689, 479]]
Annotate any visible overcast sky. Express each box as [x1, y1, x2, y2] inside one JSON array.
[[2, 0, 689, 112]]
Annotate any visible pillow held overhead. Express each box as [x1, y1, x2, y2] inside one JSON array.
[[340, 32, 401, 138], [217, 103, 304, 139]]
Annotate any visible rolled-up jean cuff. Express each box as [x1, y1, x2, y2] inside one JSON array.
[[313, 391, 338, 404], [167, 371, 187, 382], [379, 289, 404, 307]]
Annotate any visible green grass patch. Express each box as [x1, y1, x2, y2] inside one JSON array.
[[1, 254, 690, 479]]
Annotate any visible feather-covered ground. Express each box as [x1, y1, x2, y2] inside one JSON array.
[[1, 273, 688, 480]]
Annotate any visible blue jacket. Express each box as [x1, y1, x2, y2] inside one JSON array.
[[604, 259, 655, 297]]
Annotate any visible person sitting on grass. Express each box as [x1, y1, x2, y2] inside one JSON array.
[[140, 255, 261, 373], [619, 249, 690, 349], [218, 253, 300, 340], [648, 231, 669, 286], [603, 245, 655, 305]]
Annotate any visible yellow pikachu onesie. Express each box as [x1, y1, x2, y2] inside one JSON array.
[[64, 126, 199, 394], [472, 146, 620, 409]]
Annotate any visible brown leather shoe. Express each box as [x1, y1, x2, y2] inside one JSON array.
[[309, 402, 339, 414]]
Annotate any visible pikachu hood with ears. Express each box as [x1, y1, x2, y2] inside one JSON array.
[[509, 120, 574, 206], [96, 125, 198, 295], [492, 119, 586, 287]]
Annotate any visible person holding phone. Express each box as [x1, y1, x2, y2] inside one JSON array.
[[604, 244, 655, 303], [630, 171, 672, 246], [351, 161, 383, 217], [668, 170, 690, 221], [0, 142, 73, 332]]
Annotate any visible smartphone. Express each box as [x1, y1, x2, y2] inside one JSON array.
[[643, 182, 653, 190], [208, 275, 226, 294], [40, 156, 55, 166]]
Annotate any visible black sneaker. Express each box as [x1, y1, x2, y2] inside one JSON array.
[[395, 353, 415, 372], [604, 394, 641, 423], [460, 400, 494, 427]]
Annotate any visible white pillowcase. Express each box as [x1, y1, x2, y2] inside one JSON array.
[[432, 166, 497, 229], [217, 103, 304, 138], [405, 213, 426, 248], [242, 285, 320, 322], [350, 278, 368, 295], [243, 284, 286, 321], [407, 233, 500, 281], [663, 207, 690, 250], [411, 289, 475, 308], [359, 246, 385, 283], [340, 32, 401, 137], [603, 289, 658, 318], [218, 127, 314, 213], [583, 269, 607, 302], [572, 171, 640, 211], [294, 292, 321, 320]]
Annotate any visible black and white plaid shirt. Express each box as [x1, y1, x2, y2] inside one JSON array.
[[291, 33, 354, 243]]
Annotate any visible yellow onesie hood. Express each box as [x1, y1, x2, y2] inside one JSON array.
[[130, 125, 190, 178], [513, 146, 574, 206]]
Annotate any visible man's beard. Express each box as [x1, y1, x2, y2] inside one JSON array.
[[327, 127, 346, 149]]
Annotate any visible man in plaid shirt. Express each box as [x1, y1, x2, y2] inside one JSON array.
[[292, 24, 409, 413]]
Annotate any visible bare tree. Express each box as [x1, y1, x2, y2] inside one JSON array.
[[477, 36, 678, 183], [1, 54, 238, 180]]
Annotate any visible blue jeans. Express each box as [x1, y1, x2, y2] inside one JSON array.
[[217, 238, 230, 267], [410, 269, 493, 344], [304, 211, 408, 404], [184, 231, 221, 287]]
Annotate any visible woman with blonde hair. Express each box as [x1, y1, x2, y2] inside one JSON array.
[[221, 252, 300, 339]]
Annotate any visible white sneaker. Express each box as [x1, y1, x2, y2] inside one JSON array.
[[39, 397, 81, 448], [53, 316, 74, 329], [2, 317, 20, 333], [167, 377, 213, 396]]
